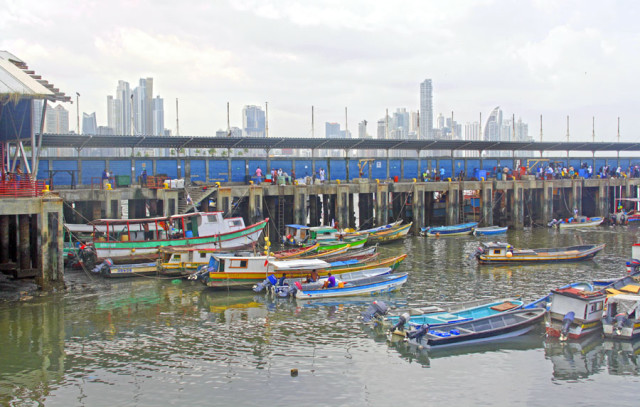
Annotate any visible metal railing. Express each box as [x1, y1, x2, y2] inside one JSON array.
[[0, 179, 47, 197]]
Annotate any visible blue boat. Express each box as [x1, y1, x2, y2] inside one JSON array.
[[421, 222, 478, 237], [386, 298, 524, 329], [401, 308, 546, 349], [473, 226, 508, 236]]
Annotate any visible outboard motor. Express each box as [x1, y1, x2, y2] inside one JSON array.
[[276, 285, 297, 298], [547, 219, 558, 227], [253, 274, 278, 293], [406, 324, 430, 343], [560, 311, 575, 341], [389, 313, 411, 336], [614, 312, 629, 335], [361, 301, 389, 323]]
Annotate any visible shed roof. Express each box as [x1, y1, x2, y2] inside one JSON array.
[[0, 51, 70, 102]]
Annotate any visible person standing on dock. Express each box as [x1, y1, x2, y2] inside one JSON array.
[[102, 168, 108, 189], [255, 166, 262, 184], [141, 169, 147, 187]]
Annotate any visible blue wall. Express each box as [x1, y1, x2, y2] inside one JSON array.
[[372, 159, 386, 179], [190, 160, 206, 182], [350, 160, 364, 179], [52, 160, 77, 186], [389, 160, 401, 179], [437, 159, 452, 179], [156, 160, 178, 179], [403, 159, 418, 179], [36, 159, 49, 181], [330, 160, 346, 180], [295, 160, 313, 179], [81, 160, 106, 185], [209, 160, 229, 182], [467, 159, 481, 178], [270, 160, 293, 175], [231, 159, 246, 182]]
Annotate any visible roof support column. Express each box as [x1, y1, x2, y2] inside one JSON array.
[[386, 149, 390, 180]]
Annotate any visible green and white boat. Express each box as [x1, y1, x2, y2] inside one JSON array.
[[86, 212, 268, 264]]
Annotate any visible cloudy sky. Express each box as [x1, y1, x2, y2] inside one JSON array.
[[2, 0, 638, 142]]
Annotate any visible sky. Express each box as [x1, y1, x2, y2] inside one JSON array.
[[2, 0, 639, 143]]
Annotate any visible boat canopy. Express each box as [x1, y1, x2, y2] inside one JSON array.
[[607, 294, 640, 314]]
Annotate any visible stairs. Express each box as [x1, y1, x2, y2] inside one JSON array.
[[277, 185, 285, 237], [178, 185, 218, 214]]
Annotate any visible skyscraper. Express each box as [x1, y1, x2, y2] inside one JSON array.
[[152, 96, 164, 136], [82, 112, 97, 134], [419, 79, 433, 139], [116, 80, 131, 135], [242, 105, 266, 137], [325, 122, 340, 138], [484, 107, 502, 142]]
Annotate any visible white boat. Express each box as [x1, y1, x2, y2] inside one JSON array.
[[551, 216, 604, 229], [287, 271, 408, 299], [545, 285, 607, 340], [473, 226, 508, 236], [602, 294, 640, 340], [85, 212, 267, 264]]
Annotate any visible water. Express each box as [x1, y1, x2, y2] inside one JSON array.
[[1, 227, 640, 406]]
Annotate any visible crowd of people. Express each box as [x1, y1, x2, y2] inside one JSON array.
[[535, 162, 640, 180]]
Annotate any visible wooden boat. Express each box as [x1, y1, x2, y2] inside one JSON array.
[[287, 272, 409, 299], [318, 236, 368, 250], [386, 298, 524, 330], [273, 243, 320, 259], [473, 226, 508, 236], [368, 223, 413, 244], [254, 266, 393, 293], [320, 245, 378, 262], [420, 222, 477, 237], [400, 308, 546, 349], [474, 242, 605, 264], [602, 293, 640, 340], [549, 216, 604, 229], [545, 286, 607, 340], [282, 225, 341, 245], [204, 254, 407, 289], [81, 212, 267, 265], [344, 220, 403, 237], [91, 259, 188, 278]]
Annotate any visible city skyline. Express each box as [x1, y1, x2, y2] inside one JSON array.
[[6, 1, 638, 143]]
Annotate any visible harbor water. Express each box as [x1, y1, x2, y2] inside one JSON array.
[[1, 226, 640, 406]]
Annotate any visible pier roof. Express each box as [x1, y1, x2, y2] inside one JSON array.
[[28, 133, 640, 153], [0, 51, 70, 102]]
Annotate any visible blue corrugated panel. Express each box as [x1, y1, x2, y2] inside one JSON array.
[[330, 160, 346, 180], [371, 160, 386, 179], [437, 159, 452, 179], [270, 160, 293, 174], [454, 160, 466, 178], [595, 159, 606, 173], [231, 160, 246, 182], [81, 160, 106, 186], [110, 160, 131, 179], [135, 160, 153, 182], [209, 160, 228, 182], [389, 160, 401, 179], [295, 160, 313, 179], [190, 160, 206, 182], [156, 160, 178, 178], [248, 160, 267, 180], [482, 159, 498, 174], [36, 160, 49, 180], [403, 160, 418, 179], [348, 160, 361, 179], [314, 160, 329, 178], [467, 159, 480, 178], [52, 160, 78, 186]]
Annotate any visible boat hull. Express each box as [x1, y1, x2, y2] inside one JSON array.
[[94, 220, 267, 263], [295, 273, 408, 299], [602, 321, 640, 340], [473, 226, 508, 236], [421, 222, 477, 237], [477, 244, 605, 264]]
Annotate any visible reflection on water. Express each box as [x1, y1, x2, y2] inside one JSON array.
[[2, 227, 640, 405]]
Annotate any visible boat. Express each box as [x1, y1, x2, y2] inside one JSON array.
[[420, 222, 477, 237], [545, 285, 607, 340], [284, 272, 409, 299], [273, 243, 320, 259], [367, 222, 413, 244], [398, 308, 546, 349], [203, 254, 407, 289], [602, 293, 640, 340], [474, 242, 605, 264], [344, 220, 403, 237], [473, 226, 508, 236], [282, 225, 341, 245], [254, 267, 394, 293], [385, 298, 524, 330], [317, 237, 368, 251], [549, 216, 604, 229], [90, 260, 168, 278], [78, 212, 268, 266]]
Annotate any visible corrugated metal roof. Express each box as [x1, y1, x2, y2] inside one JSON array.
[[0, 51, 70, 102], [27, 134, 640, 153]]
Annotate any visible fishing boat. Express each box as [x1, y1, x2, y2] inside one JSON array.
[[420, 222, 477, 237], [91, 260, 164, 278], [385, 298, 524, 330], [284, 272, 409, 299], [474, 242, 605, 264], [602, 294, 640, 340], [545, 285, 607, 340], [203, 254, 408, 289], [253, 267, 393, 293], [399, 308, 546, 349], [344, 220, 403, 237], [273, 243, 320, 259], [320, 245, 378, 262], [473, 226, 508, 236], [368, 222, 413, 244], [549, 216, 604, 229], [78, 212, 268, 266], [282, 225, 341, 245], [317, 237, 368, 251]]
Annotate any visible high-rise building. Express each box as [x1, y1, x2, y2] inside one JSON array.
[[45, 104, 69, 133], [325, 122, 340, 138], [144, 78, 153, 135], [419, 79, 433, 139], [116, 80, 131, 135], [82, 112, 97, 134], [106, 95, 121, 135], [358, 120, 368, 138], [484, 107, 502, 142], [377, 119, 386, 139], [242, 105, 266, 137], [152, 96, 164, 136]]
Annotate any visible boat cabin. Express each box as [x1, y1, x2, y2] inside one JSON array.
[[89, 212, 246, 242], [209, 255, 329, 274], [549, 287, 606, 323], [479, 242, 513, 257], [284, 224, 339, 244], [605, 294, 640, 321]]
